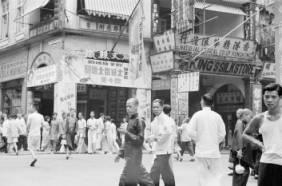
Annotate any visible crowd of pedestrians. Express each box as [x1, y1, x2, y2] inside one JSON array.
[[1, 82, 281, 186], [0, 108, 124, 156]]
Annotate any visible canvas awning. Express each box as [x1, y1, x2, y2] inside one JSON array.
[[83, 0, 139, 20], [195, 2, 247, 16], [22, 0, 50, 17]]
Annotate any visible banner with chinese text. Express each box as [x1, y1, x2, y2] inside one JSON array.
[[176, 34, 256, 60]]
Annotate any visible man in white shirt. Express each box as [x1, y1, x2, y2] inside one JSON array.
[[87, 111, 98, 154], [243, 83, 282, 186], [148, 99, 175, 186], [96, 113, 104, 150], [27, 104, 44, 167], [17, 113, 27, 152], [187, 94, 226, 186]]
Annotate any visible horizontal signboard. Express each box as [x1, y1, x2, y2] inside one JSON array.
[[179, 58, 255, 76], [176, 34, 255, 60], [27, 65, 58, 87]]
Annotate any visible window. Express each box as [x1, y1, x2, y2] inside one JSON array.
[[16, 0, 24, 33], [1, 0, 8, 39]]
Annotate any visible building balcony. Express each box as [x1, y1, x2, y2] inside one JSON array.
[[29, 19, 61, 39]]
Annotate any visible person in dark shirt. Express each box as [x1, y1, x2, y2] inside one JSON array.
[[115, 98, 154, 186]]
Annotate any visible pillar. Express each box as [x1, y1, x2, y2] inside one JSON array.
[[275, 0, 282, 83]]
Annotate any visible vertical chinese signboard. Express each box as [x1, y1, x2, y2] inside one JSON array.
[[275, 0, 282, 83], [252, 83, 262, 115]]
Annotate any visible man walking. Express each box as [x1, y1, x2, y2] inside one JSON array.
[[27, 104, 44, 167], [17, 113, 27, 152], [243, 83, 282, 186], [115, 98, 153, 186], [187, 94, 226, 186], [96, 113, 104, 151], [87, 111, 98, 154], [148, 99, 175, 186]]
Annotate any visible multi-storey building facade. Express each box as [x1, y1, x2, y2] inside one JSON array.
[[150, 0, 262, 145], [0, 0, 153, 124]]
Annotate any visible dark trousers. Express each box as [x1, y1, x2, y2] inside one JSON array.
[[119, 150, 153, 186], [232, 160, 250, 186], [17, 135, 27, 151], [2, 137, 8, 153], [258, 163, 282, 186], [180, 141, 194, 156], [150, 154, 175, 186]]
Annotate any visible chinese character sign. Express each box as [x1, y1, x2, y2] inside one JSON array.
[[150, 51, 174, 73], [252, 84, 262, 115], [153, 30, 175, 52], [178, 72, 199, 92], [176, 34, 256, 60]]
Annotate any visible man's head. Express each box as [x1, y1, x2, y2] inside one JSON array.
[[200, 94, 213, 108], [78, 112, 83, 119], [152, 99, 164, 116], [52, 112, 57, 119], [31, 103, 39, 113], [90, 111, 95, 118], [126, 98, 139, 117], [241, 108, 253, 123], [163, 104, 171, 116], [263, 83, 282, 111], [17, 113, 22, 119], [236, 108, 244, 119]]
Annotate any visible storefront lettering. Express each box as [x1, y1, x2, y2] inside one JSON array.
[[0, 61, 27, 82], [180, 58, 255, 76], [60, 94, 75, 102]]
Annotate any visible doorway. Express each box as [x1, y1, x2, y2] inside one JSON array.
[[31, 84, 54, 117], [214, 84, 245, 147]]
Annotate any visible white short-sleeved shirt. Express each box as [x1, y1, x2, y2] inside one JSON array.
[[27, 112, 44, 137]]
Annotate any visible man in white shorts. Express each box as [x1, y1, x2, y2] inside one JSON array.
[[27, 104, 44, 167]]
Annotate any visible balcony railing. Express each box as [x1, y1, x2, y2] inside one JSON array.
[[29, 19, 61, 38]]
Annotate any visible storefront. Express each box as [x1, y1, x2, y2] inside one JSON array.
[[0, 49, 27, 115], [27, 52, 58, 117], [51, 50, 151, 124]]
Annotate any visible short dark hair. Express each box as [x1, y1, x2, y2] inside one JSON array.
[[105, 115, 111, 121], [163, 104, 171, 114], [263, 83, 282, 96], [202, 93, 213, 106], [153, 99, 164, 106]]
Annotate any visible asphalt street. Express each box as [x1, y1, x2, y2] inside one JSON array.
[[0, 153, 257, 186]]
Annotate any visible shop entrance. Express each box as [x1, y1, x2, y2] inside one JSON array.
[[30, 84, 54, 117], [214, 84, 245, 147], [77, 84, 128, 124]]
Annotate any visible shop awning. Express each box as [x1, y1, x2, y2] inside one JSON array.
[[195, 2, 247, 16], [22, 0, 50, 17], [83, 0, 139, 20]]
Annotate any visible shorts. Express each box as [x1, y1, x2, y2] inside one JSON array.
[[28, 136, 40, 150]]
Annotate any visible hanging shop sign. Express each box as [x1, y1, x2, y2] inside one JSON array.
[[261, 62, 275, 79], [170, 77, 178, 120], [153, 30, 175, 53], [180, 58, 256, 76], [178, 72, 199, 92], [152, 79, 171, 90], [0, 60, 27, 82], [176, 34, 256, 60], [27, 65, 58, 87], [252, 84, 262, 115], [150, 51, 174, 73]]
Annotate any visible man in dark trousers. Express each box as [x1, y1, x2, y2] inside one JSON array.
[[115, 98, 153, 186], [148, 99, 175, 186]]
